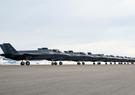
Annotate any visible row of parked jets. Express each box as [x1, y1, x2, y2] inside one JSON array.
[[0, 43, 135, 66]]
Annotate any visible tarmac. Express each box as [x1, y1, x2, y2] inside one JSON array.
[[0, 64, 135, 95]]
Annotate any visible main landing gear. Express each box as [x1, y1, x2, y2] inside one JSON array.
[[20, 61, 30, 66], [51, 61, 63, 65], [77, 62, 85, 65], [20, 61, 25, 66]]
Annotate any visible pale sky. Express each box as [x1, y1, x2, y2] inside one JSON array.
[[0, 0, 135, 56]]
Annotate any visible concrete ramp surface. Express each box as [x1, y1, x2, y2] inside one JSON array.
[[0, 65, 135, 95]]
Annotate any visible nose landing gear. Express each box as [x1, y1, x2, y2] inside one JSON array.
[[59, 61, 63, 65]]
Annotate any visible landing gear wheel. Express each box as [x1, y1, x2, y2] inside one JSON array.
[[59, 62, 63, 65], [20, 61, 25, 66], [26, 61, 30, 66], [54, 62, 57, 65], [77, 62, 81, 65], [82, 62, 85, 65], [51, 62, 54, 65], [131, 62, 134, 64], [97, 62, 101, 65]]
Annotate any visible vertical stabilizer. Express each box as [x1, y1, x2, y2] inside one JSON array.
[[0, 43, 18, 55]]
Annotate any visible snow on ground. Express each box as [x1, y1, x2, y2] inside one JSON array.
[[0, 58, 121, 65]]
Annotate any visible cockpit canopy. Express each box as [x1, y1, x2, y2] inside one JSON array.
[[38, 47, 48, 51], [88, 52, 92, 55], [64, 50, 74, 54], [50, 49, 62, 53], [74, 52, 86, 55], [92, 54, 104, 56], [64, 50, 86, 55]]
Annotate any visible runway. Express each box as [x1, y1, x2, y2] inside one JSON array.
[[0, 65, 135, 95]]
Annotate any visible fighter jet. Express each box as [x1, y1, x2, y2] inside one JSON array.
[[0, 43, 69, 65], [0, 43, 135, 66]]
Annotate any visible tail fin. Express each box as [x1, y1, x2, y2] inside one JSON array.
[[0, 43, 18, 55]]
